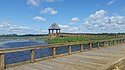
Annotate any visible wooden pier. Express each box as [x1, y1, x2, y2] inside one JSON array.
[[0, 38, 125, 70]]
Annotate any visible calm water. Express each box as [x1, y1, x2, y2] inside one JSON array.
[[0, 39, 99, 65], [0, 39, 50, 64]]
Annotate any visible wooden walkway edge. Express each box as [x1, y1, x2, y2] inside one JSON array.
[[5, 44, 125, 70]]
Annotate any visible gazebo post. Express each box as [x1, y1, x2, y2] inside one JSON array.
[[52, 30, 54, 34], [56, 29, 58, 34], [48, 29, 50, 34], [59, 29, 60, 33]]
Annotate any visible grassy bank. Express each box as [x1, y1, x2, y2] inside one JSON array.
[[48, 36, 122, 44], [0, 35, 124, 44]]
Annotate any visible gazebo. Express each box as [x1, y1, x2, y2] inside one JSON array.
[[48, 23, 61, 34]]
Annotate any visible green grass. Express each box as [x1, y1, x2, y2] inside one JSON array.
[[48, 36, 122, 44], [0, 35, 124, 44]]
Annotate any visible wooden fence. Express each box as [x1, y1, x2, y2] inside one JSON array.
[[61, 33, 125, 38], [0, 38, 125, 70], [49, 33, 125, 38]]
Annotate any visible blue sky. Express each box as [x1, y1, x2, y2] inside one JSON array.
[[0, 0, 125, 34]]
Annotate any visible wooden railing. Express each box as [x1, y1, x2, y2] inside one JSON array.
[[58, 33, 125, 38], [0, 38, 125, 70]]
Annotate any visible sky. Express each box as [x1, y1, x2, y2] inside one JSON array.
[[0, 0, 125, 35]]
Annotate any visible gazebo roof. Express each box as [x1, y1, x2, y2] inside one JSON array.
[[48, 23, 60, 30]]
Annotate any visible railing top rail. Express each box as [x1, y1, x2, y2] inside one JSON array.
[[0, 38, 124, 54]]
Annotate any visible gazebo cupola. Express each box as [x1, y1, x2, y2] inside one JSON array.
[[48, 23, 61, 34]]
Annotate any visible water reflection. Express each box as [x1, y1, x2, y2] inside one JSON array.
[[0, 39, 47, 48]]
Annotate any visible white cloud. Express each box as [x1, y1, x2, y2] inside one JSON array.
[[57, 10, 125, 33], [71, 17, 80, 24], [59, 25, 69, 29], [82, 10, 125, 33], [27, 0, 63, 7], [107, 0, 117, 5], [59, 25, 81, 33], [41, 7, 58, 15], [27, 0, 40, 7], [0, 20, 47, 35], [33, 16, 46, 22]]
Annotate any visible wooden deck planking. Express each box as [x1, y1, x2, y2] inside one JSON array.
[[41, 60, 91, 70], [53, 57, 103, 69], [61, 54, 114, 64], [6, 44, 125, 70]]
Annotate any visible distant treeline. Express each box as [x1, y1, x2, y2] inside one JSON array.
[[0, 33, 125, 37], [0, 34, 48, 37]]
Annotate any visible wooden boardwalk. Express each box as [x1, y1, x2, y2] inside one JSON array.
[[5, 44, 125, 70]]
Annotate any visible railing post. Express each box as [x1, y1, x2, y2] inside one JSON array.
[[122, 39, 123, 43], [97, 42, 100, 49], [52, 47, 56, 58], [111, 40, 113, 46], [68, 45, 71, 55], [80, 44, 83, 52], [89, 43, 92, 50], [115, 40, 116, 45], [31, 49, 35, 63], [117, 40, 119, 45], [108, 41, 111, 46], [113, 40, 115, 45], [0, 53, 5, 70], [121, 39, 122, 44], [106, 41, 108, 47], [103, 41, 105, 47]]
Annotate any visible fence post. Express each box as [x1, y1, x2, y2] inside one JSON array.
[[52, 47, 56, 58], [108, 41, 111, 46], [68, 45, 72, 55], [31, 49, 35, 63], [103, 41, 105, 47], [80, 44, 83, 52], [97, 42, 100, 49], [89, 43, 92, 50], [115, 40, 116, 45], [105, 41, 107, 46], [113, 40, 115, 45], [123, 39, 125, 43], [117, 40, 119, 45], [111, 40, 113, 46], [0, 53, 5, 70]]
